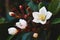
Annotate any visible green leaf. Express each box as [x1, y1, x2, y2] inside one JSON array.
[[15, 32, 26, 40], [55, 2, 60, 14], [22, 32, 32, 40], [57, 36, 60, 40], [51, 18, 60, 24], [38, 2, 44, 10], [7, 35, 14, 40], [38, 2, 49, 10], [28, 1, 39, 11], [48, 0, 60, 15]]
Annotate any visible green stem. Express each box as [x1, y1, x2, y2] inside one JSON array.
[[7, 35, 14, 40]]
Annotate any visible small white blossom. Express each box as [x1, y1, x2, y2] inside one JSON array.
[[33, 33, 38, 38], [8, 27, 18, 35], [32, 6, 52, 24], [16, 19, 27, 29]]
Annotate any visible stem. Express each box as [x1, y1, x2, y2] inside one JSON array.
[[7, 35, 14, 40]]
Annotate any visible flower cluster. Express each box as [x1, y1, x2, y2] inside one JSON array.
[[8, 6, 52, 35], [8, 19, 27, 35]]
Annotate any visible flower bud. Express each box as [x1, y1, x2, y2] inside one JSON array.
[[33, 33, 38, 38], [8, 27, 18, 35], [9, 12, 15, 17]]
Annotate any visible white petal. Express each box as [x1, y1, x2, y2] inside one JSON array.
[[46, 11, 52, 20], [19, 19, 27, 27], [32, 12, 39, 19], [8, 27, 18, 35], [39, 20, 47, 24], [16, 22, 20, 27], [16, 19, 27, 29], [32, 19, 40, 23], [19, 26, 26, 29], [19, 19, 27, 24], [39, 6, 47, 15], [16, 22, 22, 28], [19, 19, 23, 22], [16, 22, 26, 29]]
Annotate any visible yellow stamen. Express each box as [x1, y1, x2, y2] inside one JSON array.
[[38, 14, 46, 21]]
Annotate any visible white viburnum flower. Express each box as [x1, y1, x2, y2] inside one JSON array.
[[32, 6, 52, 24], [8, 27, 18, 35], [16, 19, 27, 29]]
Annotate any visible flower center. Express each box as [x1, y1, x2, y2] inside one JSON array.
[[38, 14, 46, 21]]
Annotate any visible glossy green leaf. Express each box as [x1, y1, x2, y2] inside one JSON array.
[[38, 2, 49, 10], [38, 2, 44, 10], [28, 1, 39, 11], [48, 0, 60, 15], [55, 2, 60, 14], [22, 32, 32, 40], [26, 32, 33, 40], [51, 18, 60, 24], [15, 32, 26, 40]]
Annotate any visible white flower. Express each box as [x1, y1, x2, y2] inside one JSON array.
[[9, 12, 15, 16], [32, 6, 52, 24], [33, 33, 38, 38], [8, 27, 18, 35], [16, 19, 27, 29]]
